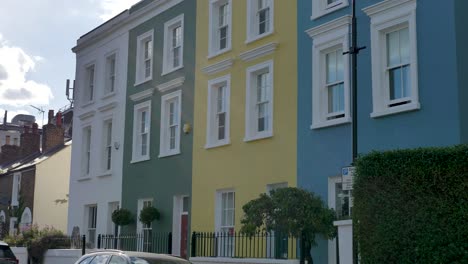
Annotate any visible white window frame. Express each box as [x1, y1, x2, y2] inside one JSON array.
[[83, 63, 95, 104], [137, 198, 153, 252], [311, 0, 349, 20], [102, 118, 113, 173], [308, 16, 351, 129], [82, 126, 92, 177], [162, 14, 184, 75], [132, 101, 151, 163], [246, 0, 274, 43], [208, 0, 232, 58], [215, 189, 235, 257], [206, 75, 231, 149], [11, 172, 21, 206], [244, 60, 274, 142], [364, 0, 419, 118], [105, 52, 117, 95], [159, 90, 182, 158], [135, 30, 154, 86], [86, 205, 98, 247]]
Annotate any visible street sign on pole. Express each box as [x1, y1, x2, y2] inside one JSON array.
[[342, 166, 355, 191]]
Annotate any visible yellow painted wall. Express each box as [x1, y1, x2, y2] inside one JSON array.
[[33, 144, 71, 232], [192, 0, 297, 231]]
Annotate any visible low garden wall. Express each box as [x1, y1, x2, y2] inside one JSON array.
[[10, 247, 84, 264]]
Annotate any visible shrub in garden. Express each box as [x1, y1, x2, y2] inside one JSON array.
[[353, 145, 468, 263]]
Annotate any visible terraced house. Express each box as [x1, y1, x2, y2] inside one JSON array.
[[121, 0, 196, 258], [190, 0, 297, 260], [297, 0, 468, 262]]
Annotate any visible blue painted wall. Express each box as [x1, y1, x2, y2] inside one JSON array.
[[297, 0, 464, 262]]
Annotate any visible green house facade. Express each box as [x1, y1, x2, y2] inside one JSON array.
[[122, 0, 196, 258]]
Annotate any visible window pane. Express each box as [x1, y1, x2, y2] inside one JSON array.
[[89, 255, 110, 264], [389, 67, 402, 100], [399, 27, 410, 64], [109, 256, 127, 264], [387, 30, 400, 67], [328, 83, 344, 113], [219, 26, 227, 50], [141, 133, 147, 156], [182, 197, 189, 212], [402, 64, 411, 97], [140, 111, 147, 133], [217, 113, 225, 140], [326, 51, 337, 83], [170, 126, 176, 150], [173, 46, 180, 68]]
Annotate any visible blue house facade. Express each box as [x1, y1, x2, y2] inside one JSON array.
[[297, 0, 468, 262]]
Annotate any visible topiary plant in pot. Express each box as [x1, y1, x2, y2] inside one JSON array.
[[139, 206, 160, 226]]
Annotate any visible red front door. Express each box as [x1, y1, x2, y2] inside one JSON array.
[[180, 214, 188, 259]]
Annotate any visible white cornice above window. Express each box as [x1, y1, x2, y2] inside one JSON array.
[[79, 110, 96, 120], [202, 58, 234, 75], [157, 77, 185, 93], [239, 42, 278, 62], [363, 0, 416, 16], [98, 102, 118, 112], [130, 88, 155, 102], [306, 15, 351, 38]]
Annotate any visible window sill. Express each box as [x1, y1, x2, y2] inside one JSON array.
[[101, 92, 116, 100], [207, 48, 232, 60], [245, 31, 274, 45], [161, 65, 184, 76], [77, 176, 92, 182], [134, 77, 152, 87], [244, 131, 273, 142], [371, 102, 420, 118], [311, 116, 351, 130], [158, 150, 181, 158], [130, 156, 150, 164], [81, 100, 95, 108], [205, 140, 231, 149], [97, 172, 112, 178]]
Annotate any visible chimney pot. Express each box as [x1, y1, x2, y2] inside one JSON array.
[[32, 123, 38, 134], [48, 110, 54, 124], [56, 112, 62, 127]]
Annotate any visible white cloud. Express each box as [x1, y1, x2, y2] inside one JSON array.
[[0, 39, 53, 107], [99, 0, 140, 21]]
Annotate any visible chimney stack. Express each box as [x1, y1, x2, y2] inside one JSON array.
[[42, 110, 64, 152], [20, 123, 40, 156]]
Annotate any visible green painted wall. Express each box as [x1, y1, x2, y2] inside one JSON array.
[[122, 0, 196, 234]]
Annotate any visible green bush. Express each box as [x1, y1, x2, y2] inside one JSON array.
[[139, 206, 160, 226], [353, 145, 468, 264], [112, 208, 134, 226]]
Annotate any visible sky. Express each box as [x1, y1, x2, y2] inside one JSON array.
[[0, 0, 140, 126]]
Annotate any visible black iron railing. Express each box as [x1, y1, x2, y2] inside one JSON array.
[[191, 231, 301, 259], [98, 232, 172, 254]]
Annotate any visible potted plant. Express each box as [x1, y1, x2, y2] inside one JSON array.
[[139, 206, 160, 226]]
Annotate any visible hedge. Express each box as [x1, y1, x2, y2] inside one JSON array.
[[353, 145, 468, 264]]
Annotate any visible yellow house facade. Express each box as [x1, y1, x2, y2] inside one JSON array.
[[191, 0, 297, 233], [33, 142, 71, 232]]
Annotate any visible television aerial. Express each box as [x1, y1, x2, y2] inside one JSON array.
[[30, 105, 45, 125]]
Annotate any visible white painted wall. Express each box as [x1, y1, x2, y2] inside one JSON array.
[[11, 247, 27, 264], [11, 248, 85, 264], [67, 25, 129, 238]]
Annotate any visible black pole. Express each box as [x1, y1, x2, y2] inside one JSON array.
[[82, 235, 86, 256]]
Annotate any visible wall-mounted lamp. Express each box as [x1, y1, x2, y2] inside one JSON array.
[[183, 123, 191, 134], [114, 142, 120, 150]]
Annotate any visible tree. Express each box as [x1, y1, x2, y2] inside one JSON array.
[[240, 187, 336, 264]]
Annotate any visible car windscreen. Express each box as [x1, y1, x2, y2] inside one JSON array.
[[0, 246, 15, 259], [129, 256, 189, 264]]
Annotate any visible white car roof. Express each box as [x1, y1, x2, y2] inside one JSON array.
[[0, 241, 8, 246]]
